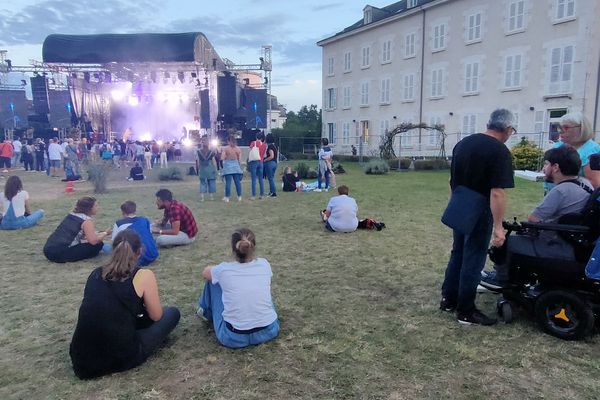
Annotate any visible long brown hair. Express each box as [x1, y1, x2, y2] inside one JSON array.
[[73, 196, 96, 215], [4, 176, 23, 200], [102, 230, 141, 282], [231, 228, 256, 263]]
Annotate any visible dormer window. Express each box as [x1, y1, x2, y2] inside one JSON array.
[[364, 8, 373, 24], [408, 0, 418, 8]]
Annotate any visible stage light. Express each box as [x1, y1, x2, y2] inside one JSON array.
[[182, 138, 193, 147], [211, 139, 219, 147], [167, 93, 178, 103], [157, 140, 164, 146], [128, 96, 139, 106], [111, 89, 126, 101], [141, 132, 152, 142], [180, 94, 190, 102]]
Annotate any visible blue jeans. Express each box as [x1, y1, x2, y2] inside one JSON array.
[[137, 306, 180, 359], [441, 209, 492, 314], [199, 178, 216, 193], [199, 281, 279, 349], [317, 170, 330, 189], [0, 203, 44, 230], [248, 160, 265, 197], [224, 174, 242, 198], [264, 160, 277, 195]]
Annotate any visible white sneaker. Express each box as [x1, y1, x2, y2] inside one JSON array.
[[195, 307, 208, 321], [222, 197, 229, 203], [238, 197, 242, 202], [314, 188, 322, 192]]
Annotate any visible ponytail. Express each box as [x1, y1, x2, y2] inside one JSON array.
[[102, 230, 142, 281], [231, 228, 256, 263]]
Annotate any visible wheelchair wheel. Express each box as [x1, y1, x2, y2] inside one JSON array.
[[534, 290, 594, 340], [497, 299, 513, 324]]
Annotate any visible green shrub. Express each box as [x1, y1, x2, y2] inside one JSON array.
[[87, 163, 109, 193], [387, 158, 412, 170], [413, 159, 450, 170], [511, 137, 543, 171], [363, 159, 390, 175], [307, 168, 318, 179], [158, 167, 184, 181], [295, 162, 310, 179]]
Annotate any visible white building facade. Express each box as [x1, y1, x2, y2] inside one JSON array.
[[317, 0, 600, 157]]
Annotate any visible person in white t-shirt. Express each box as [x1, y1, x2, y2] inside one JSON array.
[[12, 138, 22, 168], [321, 185, 359, 233], [48, 138, 64, 177], [1, 176, 44, 230], [197, 228, 279, 349]]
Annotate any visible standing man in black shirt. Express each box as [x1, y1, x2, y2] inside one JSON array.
[[440, 109, 516, 325]]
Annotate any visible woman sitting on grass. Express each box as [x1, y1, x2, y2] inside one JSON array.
[[197, 228, 279, 348], [70, 230, 180, 379], [43, 196, 110, 263], [0, 175, 44, 230]]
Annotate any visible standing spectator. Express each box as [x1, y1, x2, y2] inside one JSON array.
[[196, 137, 217, 201], [112, 201, 158, 266], [151, 189, 198, 247], [65, 138, 81, 179], [144, 143, 152, 169], [247, 131, 266, 199], [135, 141, 145, 166], [159, 142, 168, 168], [197, 228, 279, 349], [35, 138, 46, 172], [221, 134, 243, 202], [79, 138, 90, 166], [440, 109, 515, 326], [1, 176, 44, 230], [151, 141, 160, 167], [166, 142, 174, 162], [263, 133, 278, 197], [21, 139, 34, 172], [316, 138, 332, 192], [48, 138, 63, 177], [43, 196, 111, 263], [12, 137, 22, 169], [174, 142, 182, 161], [69, 230, 179, 379], [112, 139, 122, 168], [0, 139, 13, 173]]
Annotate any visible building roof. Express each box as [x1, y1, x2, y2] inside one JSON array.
[[42, 32, 222, 65], [318, 0, 437, 45]]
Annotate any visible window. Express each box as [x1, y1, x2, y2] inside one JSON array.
[[379, 119, 390, 137], [467, 13, 482, 42], [405, 32, 416, 58], [401, 125, 412, 146], [462, 114, 477, 137], [464, 62, 479, 94], [327, 57, 334, 76], [556, 0, 575, 20], [343, 86, 351, 108], [508, 1, 525, 32], [361, 120, 369, 144], [326, 88, 337, 109], [382, 40, 392, 63], [432, 23, 446, 51], [328, 123, 336, 144], [361, 82, 370, 106], [364, 8, 373, 24], [428, 116, 442, 146], [504, 54, 522, 89], [342, 122, 350, 144], [407, 0, 418, 7], [403, 73, 415, 101], [344, 52, 352, 72], [548, 45, 574, 95], [431, 68, 444, 97], [534, 110, 545, 133], [361, 46, 371, 68], [380, 78, 391, 104]]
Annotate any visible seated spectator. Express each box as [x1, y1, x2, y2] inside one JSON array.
[[197, 228, 279, 349], [70, 230, 180, 379], [282, 166, 300, 192], [481, 146, 593, 289], [43, 197, 111, 263], [152, 189, 198, 247], [321, 185, 359, 233], [128, 162, 144, 181], [112, 201, 159, 266], [0, 176, 44, 230]]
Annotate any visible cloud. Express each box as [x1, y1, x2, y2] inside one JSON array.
[[0, 0, 158, 46], [311, 2, 344, 12]]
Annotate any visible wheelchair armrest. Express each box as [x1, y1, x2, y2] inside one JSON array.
[[519, 221, 590, 234]]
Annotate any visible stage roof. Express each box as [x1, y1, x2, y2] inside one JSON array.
[[42, 32, 223, 66]]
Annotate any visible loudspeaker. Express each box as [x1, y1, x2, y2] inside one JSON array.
[[217, 75, 237, 118], [30, 76, 50, 115], [199, 89, 210, 129]]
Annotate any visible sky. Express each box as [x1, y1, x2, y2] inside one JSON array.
[[0, 0, 392, 112]]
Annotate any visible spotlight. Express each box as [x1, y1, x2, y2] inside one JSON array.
[[157, 140, 164, 146], [141, 132, 152, 142], [177, 71, 185, 84], [128, 96, 139, 106], [182, 138, 193, 147], [211, 139, 219, 147], [111, 90, 126, 101], [180, 94, 190, 102]]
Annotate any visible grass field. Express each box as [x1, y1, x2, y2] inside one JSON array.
[[1, 162, 600, 399]]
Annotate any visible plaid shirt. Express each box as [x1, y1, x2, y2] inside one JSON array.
[[164, 200, 198, 238]]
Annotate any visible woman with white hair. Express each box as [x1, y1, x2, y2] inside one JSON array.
[[554, 112, 600, 188]]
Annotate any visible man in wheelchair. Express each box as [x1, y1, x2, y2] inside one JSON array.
[[480, 146, 594, 290]]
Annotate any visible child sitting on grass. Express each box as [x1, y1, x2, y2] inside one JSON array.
[[282, 166, 301, 192]]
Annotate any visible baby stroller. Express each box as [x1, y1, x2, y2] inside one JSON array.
[[484, 189, 600, 340]]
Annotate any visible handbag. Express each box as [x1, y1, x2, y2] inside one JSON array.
[[441, 185, 488, 235], [248, 141, 261, 161]]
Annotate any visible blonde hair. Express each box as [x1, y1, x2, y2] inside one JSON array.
[[102, 230, 141, 281], [231, 228, 256, 263], [560, 112, 594, 142]]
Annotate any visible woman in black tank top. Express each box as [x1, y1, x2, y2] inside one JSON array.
[[70, 230, 180, 379]]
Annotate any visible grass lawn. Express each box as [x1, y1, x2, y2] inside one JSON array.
[[1, 162, 600, 399]]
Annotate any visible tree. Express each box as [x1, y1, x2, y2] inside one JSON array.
[[272, 105, 322, 153]]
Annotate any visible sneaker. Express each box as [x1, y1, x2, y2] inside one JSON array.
[[439, 297, 456, 312], [237, 197, 242, 202], [195, 307, 208, 321], [480, 271, 505, 290], [222, 197, 229, 203], [314, 188, 322, 192], [320, 210, 326, 221], [477, 284, 494, 293], [269, 193, 277, 197], [457, 309, 497, 326]]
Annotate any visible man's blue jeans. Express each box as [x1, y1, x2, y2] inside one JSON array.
[[199, 281, 279, 349], [317, 170, 330, 189], [248, 160, 265, 197], [264, 160, 277, 195], [441, 210, 492, 314], [224, 174, 242, 198]]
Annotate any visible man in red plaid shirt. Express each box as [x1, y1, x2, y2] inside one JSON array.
[[152, 189, 198, 247]]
